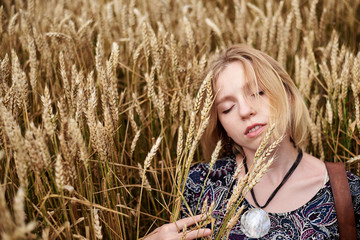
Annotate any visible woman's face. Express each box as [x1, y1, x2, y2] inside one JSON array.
[[215, 61, 270, 155]]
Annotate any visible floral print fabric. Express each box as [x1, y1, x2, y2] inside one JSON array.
[[180, 156, 360, 239]]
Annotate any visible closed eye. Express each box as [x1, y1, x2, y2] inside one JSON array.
[[222, 106, 233, 114]]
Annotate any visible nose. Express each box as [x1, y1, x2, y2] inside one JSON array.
[[238, 97, 255, 119]]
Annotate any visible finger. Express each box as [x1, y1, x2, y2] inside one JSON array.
[[183, 228, 212, 240], [173, 214, 204, 229]]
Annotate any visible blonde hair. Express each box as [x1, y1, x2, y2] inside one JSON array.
[[201, 44, 310, 160]]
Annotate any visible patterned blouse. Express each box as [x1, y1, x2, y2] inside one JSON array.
[[180, 156, 360, 239]]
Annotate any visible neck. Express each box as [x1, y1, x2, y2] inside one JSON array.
[[239, 136, 299, 179]]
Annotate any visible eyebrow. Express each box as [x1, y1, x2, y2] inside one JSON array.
[[215, 81, 252, 106], [216, 95, 234, 107]]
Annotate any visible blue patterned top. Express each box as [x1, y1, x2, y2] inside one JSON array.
[[180, 156, 360, 239]]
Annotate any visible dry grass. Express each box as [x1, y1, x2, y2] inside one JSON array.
[[0, 0, 359, 239]]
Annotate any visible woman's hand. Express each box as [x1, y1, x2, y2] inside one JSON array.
[[143, 214, 212, 240]]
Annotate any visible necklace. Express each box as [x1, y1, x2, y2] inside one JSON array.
[[240, 148, 303, 238]]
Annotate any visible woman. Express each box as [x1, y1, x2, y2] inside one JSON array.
[[145, 44, 360, 239]]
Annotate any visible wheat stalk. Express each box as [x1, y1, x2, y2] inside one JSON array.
[[316, 115, 325, 160], [226, 174, 248, 212], [132, 93, 146, 123], [104, 105, 115, 144], [1, 54, 10, 85], [138, 163, 152, 192], [8, 13, 19, 39], [227, 128, 283, 212], [170, 34, 179, 86], [93, 208, 103, 239], [69, 118, 89, 168], [180, 224, 187, 240], [141, 21, 151, 60], [225, 205, 245, 235], [96, 121, 109, 161], [307, 0, 319, 30], [27, 35, 38, 90], [170, 92, 180, 118], [292, 0, 302, 30], [268, 2, 284, 54], [205, 18, 222, 38], [144, 136, 163, 171], [13, 187, 25, 227], [128, 105, 139, 133], [31, 122, 51, 169], [0, 186, 14, 235], [59, 52, 71, 103], [106, 59, 119, 125], [24, 129, 42, 176], [243, 156, 275, 195], [201, 198, 209, 217], [177, 125, 184, 160], [183, 16, 194, 53], [348, 155, 360, 164], [331, 32, 339, 94], [209, 140, 222, 170], [0, 101, 29, 187], [130, 129, 141, 157], [55, 154, 65, 191], [41, 86, 54, 138]]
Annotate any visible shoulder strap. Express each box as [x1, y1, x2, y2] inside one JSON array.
[[325, 162, 356, 240]]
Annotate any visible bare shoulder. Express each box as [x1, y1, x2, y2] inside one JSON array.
[[296, 152, 326, 180]]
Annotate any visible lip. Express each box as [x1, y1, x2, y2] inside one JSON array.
[[244, 123, 267, 138]]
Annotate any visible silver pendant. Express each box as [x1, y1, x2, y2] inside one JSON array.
[[240, 208, 271, 238]]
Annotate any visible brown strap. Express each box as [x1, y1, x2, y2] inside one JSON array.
[[325, 162, 356, 240]]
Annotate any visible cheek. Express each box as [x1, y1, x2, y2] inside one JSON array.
[[218, 116, 228, 135], [219, 117, 237, 138]]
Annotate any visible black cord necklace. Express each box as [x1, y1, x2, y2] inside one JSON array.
[[243, 148, 303, 209]]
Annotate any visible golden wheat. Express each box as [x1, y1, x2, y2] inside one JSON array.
[[0, 0, 359, 238]]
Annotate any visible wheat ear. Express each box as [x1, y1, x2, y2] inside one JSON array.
[[93, 208, 103, 239]]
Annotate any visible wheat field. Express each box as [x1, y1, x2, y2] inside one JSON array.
[[0, 0, 359, 239]]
